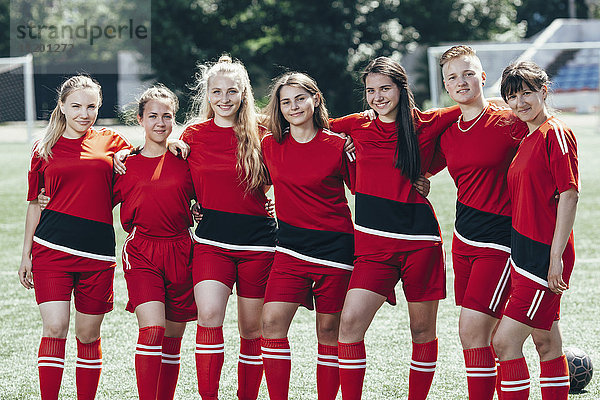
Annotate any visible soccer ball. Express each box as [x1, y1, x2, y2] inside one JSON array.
[[564, 347, 593, 393]]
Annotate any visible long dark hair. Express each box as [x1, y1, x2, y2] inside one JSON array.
[[362, 57, 420, 183]]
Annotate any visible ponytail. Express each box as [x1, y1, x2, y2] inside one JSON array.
[[395, 85, 420, 183]]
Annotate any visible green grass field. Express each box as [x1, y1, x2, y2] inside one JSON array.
[[0, 114, 598, 399]]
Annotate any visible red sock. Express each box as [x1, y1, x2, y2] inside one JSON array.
[[464, 346, 497, 400], [38, 337, 66, 400], [499, 357, 530, 400], [261, 337, 291, 400], [491, 346, 502, 400], [338, 341, 366, 400], [317, 343, 340, 400], [157, 336, 183, 400], [195, 325, 224, 400], [76, 338, 102, 400], [135, 326, 165, 400], [237, 337, 263, 400], [540, 355, 569, 400], [409, 338, 438, 400]]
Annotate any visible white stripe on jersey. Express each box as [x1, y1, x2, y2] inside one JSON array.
[[547, 119, 568, 155], [275, 246, 353, 271], [192, 234, 275, 252], [510, 259, 549, 287], [355, 224, 441, 242], [454, 228, 511, 254], [33, 236, 116, 262]]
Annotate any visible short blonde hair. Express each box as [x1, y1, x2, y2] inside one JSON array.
[[439, 45, 480, 68]]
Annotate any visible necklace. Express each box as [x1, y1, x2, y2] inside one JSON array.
[[457, 105, 488, 132]]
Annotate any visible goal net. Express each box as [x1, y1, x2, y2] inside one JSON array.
[[0, 54, 36, 141]]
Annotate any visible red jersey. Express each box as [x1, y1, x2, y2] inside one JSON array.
[[508, 117, 578, 285], [429, 104, 527, 255], [181, 119, 276, 251], [27, 128, 131, 269], [330, 106, 460, 255], [113, 152, 195, 237], [261, 128, 355, 270]]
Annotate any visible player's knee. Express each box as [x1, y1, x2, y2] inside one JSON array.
[[459, 325, 490, 348], [42, 321, 68, 338], [492, 334, 509, 359], [75, 326, 100, 343], [338, 309, 364, 341], [316, 322, 339, 343], [261, 311, 284, 338], [533, 335, 562, 360], [196, 305, 224, 326], [410, 320, 435, 343]]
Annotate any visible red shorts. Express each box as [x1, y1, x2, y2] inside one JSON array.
[[192, 243, 274, 298], [453, 250, 511, 318], [264, 252, 352, 314], [123, 229, 196, 323], [503, 245, 575, 331], [33, 268, 114, 314], [349, 243, 446, 303]]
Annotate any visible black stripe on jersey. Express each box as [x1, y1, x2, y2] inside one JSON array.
[[34, 209, 116, 257], [277, 220, 354, 266], [355, 192, 440, 237], [511, 227, 550, 281], [455, 201, 511, 248], [194, 208, 277, 247]]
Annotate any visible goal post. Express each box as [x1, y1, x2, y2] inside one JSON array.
[[0, 54, 35, 142]]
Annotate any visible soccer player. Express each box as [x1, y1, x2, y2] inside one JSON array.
[[329, 57, 460, 400], [112, 85, 196, 400], [493, 61, 578, 400], [427, 46, 528, 400], [18, 75, 131, 400], [181, 55, 276, 400], [260, 72, 355, 400]]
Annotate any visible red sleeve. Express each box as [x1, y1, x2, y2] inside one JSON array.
[[416, 105, 461, 134], [112, 171, 124, 207], [427, 139, 447, 176], [342, 152, 356, 194], [27, 144, 44, 201], [329, 113, 364, 135], [109, 130, 132, 153], [180, 126, 193, 144], [547, 126, 579, 193]]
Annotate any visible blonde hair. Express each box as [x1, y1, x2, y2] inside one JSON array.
[[264, 72, 329, 143], [439, 45, 482, 69], [36, 75, 102, 160], [187, 55, 267, 192]]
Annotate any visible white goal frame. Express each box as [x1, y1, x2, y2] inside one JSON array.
[[0, 54, 35, 142]]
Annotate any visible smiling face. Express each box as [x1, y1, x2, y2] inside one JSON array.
[[138, 99, 174, 146], [60, 88, 100, 137], [442, 55, 486, 105], [278, 85, 318, 130], [207, 74, 243, 126], [505, 84, 548, 129], [365, 73, 401, 123]]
